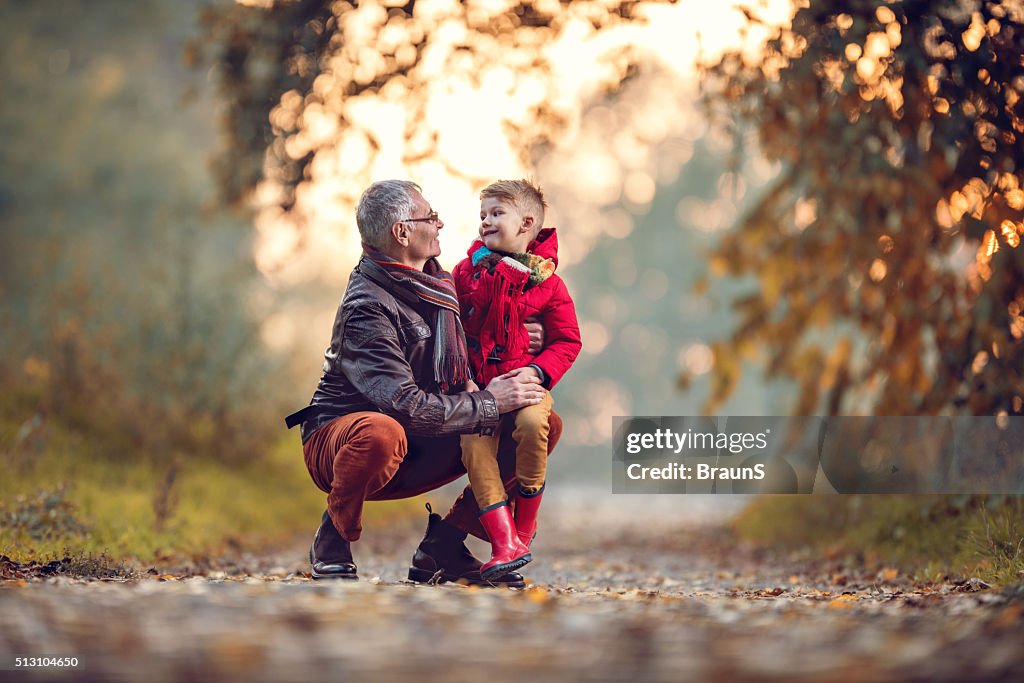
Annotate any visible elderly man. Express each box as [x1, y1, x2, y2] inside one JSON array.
[[286, 180, 560, 587]]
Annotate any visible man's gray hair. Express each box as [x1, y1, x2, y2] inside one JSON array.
[[356, 180, 421, 250]]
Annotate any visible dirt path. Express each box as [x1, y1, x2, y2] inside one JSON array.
[[2, 493, 1022, 682]]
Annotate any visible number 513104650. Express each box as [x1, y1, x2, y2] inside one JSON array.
[[15, 656, 79, 667]]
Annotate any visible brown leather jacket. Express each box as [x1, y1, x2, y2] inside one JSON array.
[[288, 257, 500, 443]]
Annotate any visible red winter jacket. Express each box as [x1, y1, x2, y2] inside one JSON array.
[[452, 228, 582, 388]]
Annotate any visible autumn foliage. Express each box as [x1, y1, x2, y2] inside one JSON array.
[[702, 0, 1024, 415]]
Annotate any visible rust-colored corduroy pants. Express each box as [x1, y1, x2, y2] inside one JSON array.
[[303, 411, 562, 542]]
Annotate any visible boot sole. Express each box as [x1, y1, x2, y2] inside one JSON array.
[[407, 566, 526, 588], [311, 570, 358, 580], [480, 553, 532, 581]]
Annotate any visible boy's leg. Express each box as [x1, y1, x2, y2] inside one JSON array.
[[511, 391, 554, 493], [459, 432, 507, 510], [444, 410, 562, 540], [511, 391, 553, 545], [461, 429, 533, 580]]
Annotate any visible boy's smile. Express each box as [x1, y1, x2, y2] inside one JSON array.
[[479, 197, 535, 254]]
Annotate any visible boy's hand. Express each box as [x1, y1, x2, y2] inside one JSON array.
[[524, 317, 545, 354]]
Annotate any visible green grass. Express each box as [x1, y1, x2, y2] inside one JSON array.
[[1, 422, 421, 567], [733, 495, 1024, 585]]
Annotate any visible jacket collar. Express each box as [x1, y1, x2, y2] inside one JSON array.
[[359, 256, 420, 306]]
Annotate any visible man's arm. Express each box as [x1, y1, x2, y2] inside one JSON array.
[[339, 304, 499, 436]]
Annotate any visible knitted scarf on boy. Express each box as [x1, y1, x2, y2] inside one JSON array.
[[470, 246, 556, 288], [469, 245, 555, 351], [363, 245, 470, 392]]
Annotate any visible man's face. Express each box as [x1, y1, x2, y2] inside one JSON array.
[[405, 191, 443, 264], [479, 197, 532, 254]]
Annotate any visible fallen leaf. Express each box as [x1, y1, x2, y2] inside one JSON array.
[[822, 545, 844, 560], [991, 604, 1024, 629], [828, 593, 864, 608], [827, 598, 855, 609], [953, 578, 992, 592]]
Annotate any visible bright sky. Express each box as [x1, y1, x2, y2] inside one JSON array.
[[248, 0, 797, 352]]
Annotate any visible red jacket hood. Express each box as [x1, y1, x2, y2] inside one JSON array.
[[466, 227, 560, 268]]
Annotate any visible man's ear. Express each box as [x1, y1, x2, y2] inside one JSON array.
[[520, 215, 536, 234], [391, 221, 410, 247]]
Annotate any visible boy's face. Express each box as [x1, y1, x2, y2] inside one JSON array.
[[479, 197, 535, 253]]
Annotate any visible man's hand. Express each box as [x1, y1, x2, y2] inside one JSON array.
[[501, 366, 541, 384], [485, 371, 545, 414], [524, 317, 545, 354], [464, 379, 480, 393]]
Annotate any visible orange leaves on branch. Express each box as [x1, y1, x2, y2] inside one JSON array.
[[700, 0, 1024, 416], [1000, 220, 1022, 248]]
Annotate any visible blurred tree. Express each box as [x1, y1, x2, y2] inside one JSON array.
[[1, 0, 286, 463], [199, 0, 660, 211], [701, 0, 1024, 416]]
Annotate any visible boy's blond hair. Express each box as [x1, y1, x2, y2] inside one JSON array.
[[480, 179, 548, 230]]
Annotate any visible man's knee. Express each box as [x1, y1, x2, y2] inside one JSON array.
[[546, 411, 563, 453], [346, 413, 407, 462]]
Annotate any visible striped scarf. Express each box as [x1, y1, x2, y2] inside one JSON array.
[[363, 246, 470, 392]]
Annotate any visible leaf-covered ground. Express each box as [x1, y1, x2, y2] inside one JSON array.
[[2, 492, 1022, 682]]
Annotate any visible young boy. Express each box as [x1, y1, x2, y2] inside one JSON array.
[[452, 179, 582, 580]]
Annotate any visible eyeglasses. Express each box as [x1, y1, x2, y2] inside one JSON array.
[[401, 210, 440, 224]]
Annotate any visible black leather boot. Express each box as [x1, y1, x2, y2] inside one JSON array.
[[310, 509, 357, 580], [407, 503, 526, 588]]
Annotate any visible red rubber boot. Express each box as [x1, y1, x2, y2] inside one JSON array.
[[478, 502, 532, 580], [514, 485, 544, 547]]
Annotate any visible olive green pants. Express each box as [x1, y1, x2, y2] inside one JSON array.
[[460, 391, 554, 509]]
